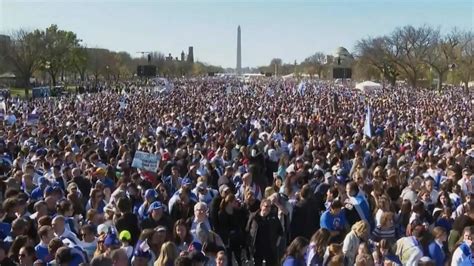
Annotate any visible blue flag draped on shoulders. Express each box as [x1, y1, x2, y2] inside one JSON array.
[[297, 81, 306, 96], [364, 105, 372, 138]]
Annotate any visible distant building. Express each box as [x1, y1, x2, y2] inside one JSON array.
[[187, 46, 194, 63], [236, 25, 242, 75], [164, 46, 194, 63], [330, 47, 354, 80]]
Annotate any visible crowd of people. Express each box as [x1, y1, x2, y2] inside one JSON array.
[[0, 77, 472, 266]]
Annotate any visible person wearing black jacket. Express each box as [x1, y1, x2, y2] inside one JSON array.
[[290, 184, 321, 242], [140, 201, 173, 233], [217, 193, 244, 266], [209, 185, 231, 228], [114, 197, 140, 246], [70, 168, 91, 203], [247, 199, 283, 266]]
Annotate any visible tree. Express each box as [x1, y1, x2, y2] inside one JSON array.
[[70, 46, 88, 81], [40, 25, 81, 86], [387, 25, 439, 87], [454, 30, 474, 90], [424, 29, 460, 90], [87, 48, 109, 83], [302, 52, 326, 78], [354, 37, 399, 85], [0, 29, 43, 95], [269, 58, 283, 75]]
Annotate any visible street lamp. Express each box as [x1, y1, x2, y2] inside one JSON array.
[[45, 61, 51, 88]]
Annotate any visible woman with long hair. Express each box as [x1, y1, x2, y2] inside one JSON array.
[[154, 241, 178, 266], [277, 154, 290, 180], [281, 236, 309, 266], [173, 219, 194, 253], [307, 228, 331, 266], [397, 199, 412, 237], [432, 191, 453, 220], [372, 239, 401, 266], [342, 221, 370, 266], [86, 188, 106, 214], [217, 193, 244, 266], [374, 195, 391, 227], [372, 212, 397, 245], [354, 242, 373, 266], [324, 243, 343, 266]]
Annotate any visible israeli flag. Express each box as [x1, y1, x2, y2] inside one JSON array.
[[0, 100, 6, 121], [297, 81, 306, 96], [364, 106, 372, 138]]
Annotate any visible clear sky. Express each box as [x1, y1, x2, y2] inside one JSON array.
[[0, 0, 472, 68]]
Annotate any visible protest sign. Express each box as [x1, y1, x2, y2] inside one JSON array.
[[27, 113, 40, 126], [131, 151, 160, 172]]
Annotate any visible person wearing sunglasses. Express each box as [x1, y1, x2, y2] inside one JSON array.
[[18, 246, 36, 266]]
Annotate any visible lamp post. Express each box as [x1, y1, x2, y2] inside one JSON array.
[[45, 61, 51, 87], [382, 62, 386, 91], [106, 65, 110, 82]]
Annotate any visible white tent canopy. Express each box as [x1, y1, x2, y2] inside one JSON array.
[[355, 81, 382, 92]]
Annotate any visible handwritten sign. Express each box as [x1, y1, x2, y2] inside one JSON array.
[[27, 113, 40, 126], [131, 151, 160, 172]]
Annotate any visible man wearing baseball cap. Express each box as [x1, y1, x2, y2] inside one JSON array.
[[140, 201, 172, 232]]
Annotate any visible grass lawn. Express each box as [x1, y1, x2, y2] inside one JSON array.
[[10, 87, 27, 98], [10, 86, 77, 99]]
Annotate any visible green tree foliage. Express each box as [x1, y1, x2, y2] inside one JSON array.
[[40, 24, 81, 86]]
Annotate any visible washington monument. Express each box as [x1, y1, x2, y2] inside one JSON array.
[[236, 25, 242, 75]]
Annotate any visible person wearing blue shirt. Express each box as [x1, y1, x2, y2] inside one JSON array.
[[281, 236, 309, 266], [162, 166, 182, 196], [35, 225, 55, 263], [93, 168, 115, 190], [320, 200, 347, 243], [346, 181, 373, 229], [428, 227, 447, 266], [31, 177, 50, 201], [137, 189, 158, 221]]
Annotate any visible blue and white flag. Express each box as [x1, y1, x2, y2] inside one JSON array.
[[297, 81, 306, 96], [0, 100, 6, 121], [364, 106, 372, 138]]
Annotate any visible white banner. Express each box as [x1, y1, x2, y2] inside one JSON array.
[[131, 151, 160, 172]]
